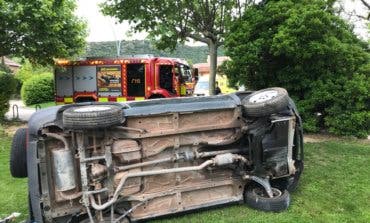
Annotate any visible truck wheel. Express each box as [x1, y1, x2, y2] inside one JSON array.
[[149, 94, 164, 99], [242, 87, 289, 117], [10, 128, 28, 178], [63, 104, 124, 129], [245, 186, 290, 212]]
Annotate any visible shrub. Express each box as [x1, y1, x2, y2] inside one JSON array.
[[16, 61, 52, 84], [21, 73, 54, 105], [0, 64, 16, 120], [309, 74, 370, 138], [15, 60, 52, 94]]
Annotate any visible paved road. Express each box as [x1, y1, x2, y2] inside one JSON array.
[[5, 100, 36, 122]]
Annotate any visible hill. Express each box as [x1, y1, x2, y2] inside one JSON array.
[[82, 40, 224, 64]]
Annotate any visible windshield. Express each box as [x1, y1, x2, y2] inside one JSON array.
[[177, 64, 192, 83]]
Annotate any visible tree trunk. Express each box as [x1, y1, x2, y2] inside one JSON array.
[[1, 56, 5, 65], [208, 41, 217, 95]]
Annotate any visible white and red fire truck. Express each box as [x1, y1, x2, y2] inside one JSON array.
[[54, 55, 198, 104]]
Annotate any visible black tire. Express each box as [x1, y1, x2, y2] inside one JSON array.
[[245, 186, 290, 212], [10, 128, 28, 178], [242, 87, 289, 117], [63, 104, 124, 129]]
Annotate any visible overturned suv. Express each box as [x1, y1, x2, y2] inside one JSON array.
[[10, 88, 303, 223]]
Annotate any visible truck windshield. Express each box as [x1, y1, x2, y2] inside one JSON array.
[[177, 64, 192, 83]]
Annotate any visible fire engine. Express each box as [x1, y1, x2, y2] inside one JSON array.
[[54, 55, 198, 104]]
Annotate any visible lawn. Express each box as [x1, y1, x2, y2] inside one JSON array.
[[0, 125, 28, 222], [26, 101, 56, 109], [0, 125, 369, 223]]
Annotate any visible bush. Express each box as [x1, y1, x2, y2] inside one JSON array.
[[21, 73, 54, 105], [308, 74, 370, 138], [15, 60, 51, 94], [0, 64, 16, 120]]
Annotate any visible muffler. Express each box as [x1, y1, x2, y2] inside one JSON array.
[[44, 132, 77, 192], [52, 149, 77, 191]]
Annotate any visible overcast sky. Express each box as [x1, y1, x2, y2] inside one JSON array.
[[76, 0, 369, 43], [75, 0, 147, 42]]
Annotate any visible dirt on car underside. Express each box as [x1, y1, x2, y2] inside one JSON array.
[[17, 89, 304, 223]]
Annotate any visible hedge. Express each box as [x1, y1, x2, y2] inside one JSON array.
[[21, 73, 54, 106], [0, 64, 16, 120]]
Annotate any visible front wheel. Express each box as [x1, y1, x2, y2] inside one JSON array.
[[245, 186, 290, 212], [10, 128, 28, 178], [272, 160, 304, 192]]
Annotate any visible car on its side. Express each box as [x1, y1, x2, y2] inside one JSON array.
[[10, 87, 303, 223]]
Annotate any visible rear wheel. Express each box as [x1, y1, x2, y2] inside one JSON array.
[[63, 104, 124, 129], [75, 97, 96, 103], [10, 128, 28, 178], [242, 87, 289, 117]]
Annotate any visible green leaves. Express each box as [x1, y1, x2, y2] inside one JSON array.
[[101, 0, 240, 48], [0, 64, 16, 120], [21, 72, 54, 105], [101, 0, 247, 95], [0, 0, 87, 65], [224, 0, 370, 137]]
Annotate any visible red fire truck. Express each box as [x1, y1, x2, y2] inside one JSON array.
[[54, 56, 198, 104]]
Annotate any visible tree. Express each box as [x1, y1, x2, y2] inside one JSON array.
[[359, 0, 370, 19], [0, 64, 16, 120], [16, 60, 52, 84], [101, 0, 247, 95], [335, 0, 369, 40], [336, 0, 370, 20], [0, 0, 86, 65], [83, 40, 225, 64], [223, 0, 370, 137]]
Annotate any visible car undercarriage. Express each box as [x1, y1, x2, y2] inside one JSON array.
[[10, 88, 303, 223]]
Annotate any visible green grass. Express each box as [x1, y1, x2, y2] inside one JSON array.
[[0, 126, 28, 222], [154, 140, 370, 223], [0, 127, 369, 222], [26, 101, 56, 109]]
